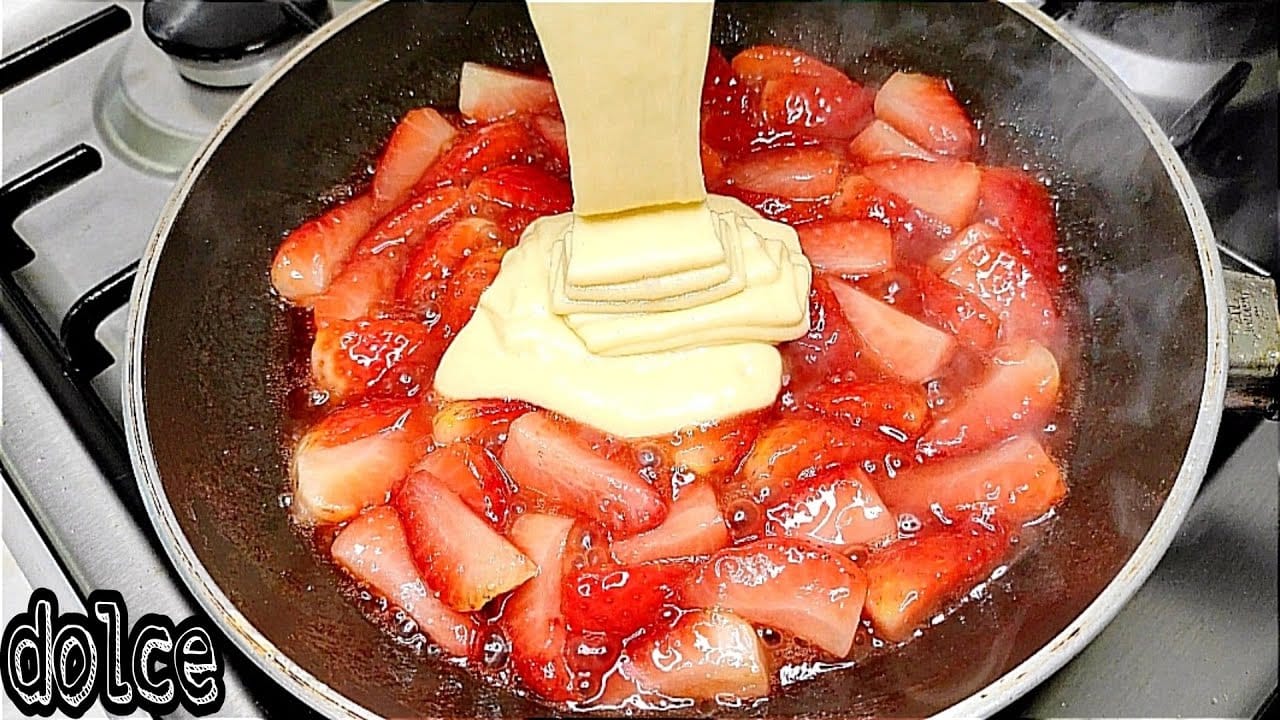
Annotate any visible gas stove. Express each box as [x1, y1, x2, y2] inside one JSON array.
[[1, 2, 1275, 718]]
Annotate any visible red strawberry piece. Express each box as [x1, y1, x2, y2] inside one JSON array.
[[659, 411, 765, 478], [779, 275, 866, 393], [723, 187, 831, 225], [879, 435, 1065, 526], [863, 159, 980, 229], [732, 416, 875, 510], [610, 483, 730, 564], [920, 340, 1061, 457], [312, 187, 464, 324], [271, 194, 379, 303], [415, 119, 546, 190], [759, 71, 874, 140], [862, 522, 1008, 642], [532, 114, 569, 170], [432, 244, 506, 340], [798, 219, 894, 275], [910, 267, 1001, 350], [395, 471, 535, 612], [977, 166, 1061, 291], [411, 442, 510, 526], [395, 217, 509, 310], [466, 164, 572, 215], [937, 225, 1060, 344], [873, 72, 976, 159], [829, 278, 956, 383], [563, 560, 694, 637], [829, 174, 952, 261], [723, 147, 843, 199], [700, 47, 760, 158], [373, 108, 459, 214], [501, 413, 667, 536], [848, 119, 938, 165], [682, 539, 868, 657], [432, 398, 533, 447], [615, 609, 770, 705], [458, 62, 558, 122], [731, 44, 843, 88], [701, 141, 726, 187], [291, 399, 432, 523], [331, 506, 477, 656], [310, 316, 441, 401], [503, 513, 580, 702], [803, 378, 930, 439], [763, 468, 896, 552]]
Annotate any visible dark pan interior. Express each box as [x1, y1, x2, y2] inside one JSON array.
[[136, 2, 1207, 717]]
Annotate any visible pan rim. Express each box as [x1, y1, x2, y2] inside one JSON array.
[[122, 2, 1228, 719]]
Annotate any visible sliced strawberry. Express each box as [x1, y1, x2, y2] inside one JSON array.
[[564, 560, 694, 637], [779, 275, 865, 393], [411, 442, 510, 526], [310, 317, 440, 401], [372, 108, 458, 214], [732, 416, 876, 509], [873, 72, 976, 159], [432, 244, 506, 340], [458, 62, 558, 122], [912, 267, 1001, 350], [701, 141, 726, 187], [271, 194, 379, 303], [722, 187, 830, 225], [829, 174, 952, 262], [863, 159, 980, 229], [802, 378, 930, 439], [432, 398, 533, 447], [395, 471, 535, 612], [610, 484, 730, 564], [937, 225, 1060, 344], [330, 506, 476, 656], [312, 187, 464, 324], [977, 166, 1061, 291], [701, 47, 762, 158], [763, 468, 896, 552], [920, 341, 1061, 457], [660, 411, 765, 479], [798, 219, 894, 275], [415, 119, 546, 190], [723, 147, 842, 199], [394, 217, 509, 310], [532, 114, 569, 170], [703, 46, 747, 108], [829, 278, 956, 383], [879, 435, 1065, 526], [848, 119, 937, 165], [503, 513, 579, 702], [862, 522, 1007, 642], [291, 399, 431, 523], [731, 45, 842, 88], [758, 71, 874, 140], [501, 413, 667, 536], [617, 609, 770, 704], [466, 164, 572, 215], [682, 539, 867, 658]]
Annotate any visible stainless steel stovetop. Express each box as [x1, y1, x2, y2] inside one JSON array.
[[1, 2, 1276, 718]]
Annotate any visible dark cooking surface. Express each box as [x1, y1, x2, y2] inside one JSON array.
[[133, 2, 1209, 717]]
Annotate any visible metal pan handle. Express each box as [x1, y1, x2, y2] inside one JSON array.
[[1224, 269, 1279, 419]]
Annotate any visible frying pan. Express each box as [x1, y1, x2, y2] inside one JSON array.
[[121, 1, 1278, 717]]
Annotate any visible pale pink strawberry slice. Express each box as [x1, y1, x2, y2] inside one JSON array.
[[723, 147, 843, 199], [431, 398, 533, 447], [798, 219, 894, 275], [879, 435, 1065, 525], [863, 159, 980, 229], [501, 413, 667, 536], [411, 442, 510, 526], [395, 471, 535, 612], [270, 194, 379, 302], [936, 225, 1061, 344], [920, 340, 1061, 456], [616, 609, 770, 705], [458, 62, 558, 122], [330, 506, 476, 656], [758, 71, 874, 140], [659, 411, 765, 478], [829, 278, 956, 383], [311, 187, 464, 324], [291, 399, 432, 524], [863, 522, 1007, 642], [873, 72, 976, 158], [372, 108, 459, 214], [532, 114, 569, 170], [682, 539, 868, 658], [731, 44, 843, 88], [780, 275, 871, 393], [310, 316, 441, 401], [848, 119, 938, 165], [503, 512, 580, 702], [763, 467, 896, 552], [610, 483, 729, 564]]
